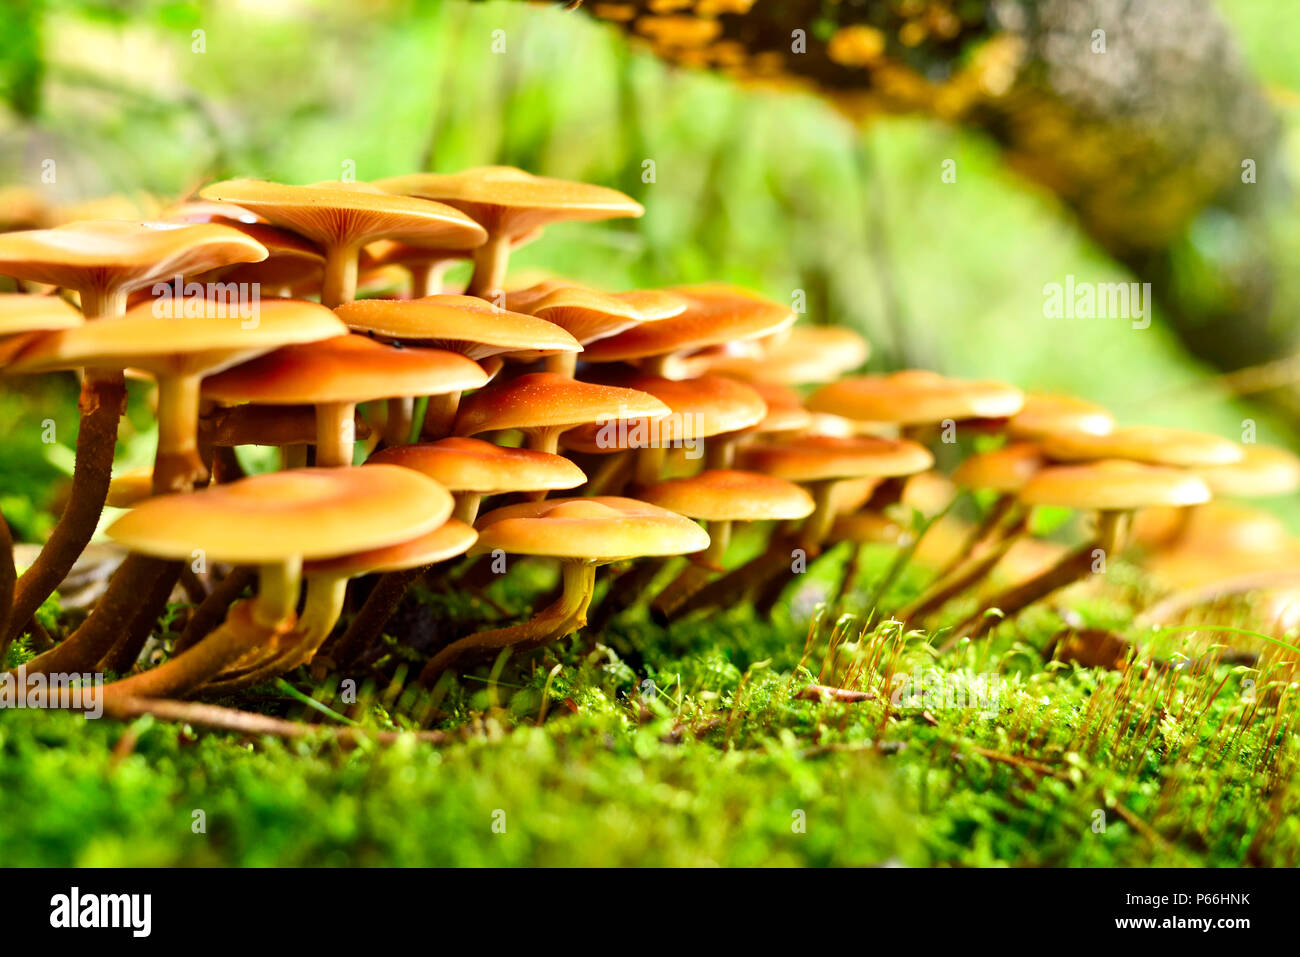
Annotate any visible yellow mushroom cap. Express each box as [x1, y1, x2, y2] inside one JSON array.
[[0, 293, 82, 336], [579, 283, 795, 364], [454, 371, 669, 438], [303, 518, 477, 579], [639, 469, 815, 522], [1009, 393, 1114, 440], [367, 437, 586, 494], [9, 297, 346, 379], [743, 380, 813, 435], [1020, 460, 1211, 511], [505, 280, 686, 345], [688, 324, 871, 385], [0, 220, 268, 299], [471, 496, 709, 562], [107, 465, 452, 564], [952, 442, 1046, 493], [376, 166, 643, 239], [202, 334, 488, 405], [1041, 425, 1244, 468], [1191, 444, 1300, 498], [808, 370, 1025, 425], [740, 435, 934, 482], [198, 179, 486, 252], [562, 374, 767, 451], [106, 467, 157, 509], [335, 294, 581, 360]]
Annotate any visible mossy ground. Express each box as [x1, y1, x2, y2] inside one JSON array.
[[3, 543, 1296, 868]]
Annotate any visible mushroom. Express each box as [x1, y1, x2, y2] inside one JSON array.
[[376, 167, 644, 298], [369, 436, 586, 523], [1040, 425, 1244, 468], [452, 371, 670, 456], [207, 517, 475, 692], [0, 293, 82, 364], [417, 497, 708, 682], [640, 469, 815, 618], [675, 324, 870, 384], [334, 293, 581, 438], [202, 334, 488, 467], [949, 460, 1212, 644], [1193, 443, 1300, 500], [505, 280, 687, 377], [1006, 393, 1115, 440], [0, 220, 269, 644], [330, 438, 589, 661], [561, 373, 768, 488], [807, 370, 1025, 441], [198, 179, 486, 307], [9, 297, 346, 492], [579, 283, 795, 378]]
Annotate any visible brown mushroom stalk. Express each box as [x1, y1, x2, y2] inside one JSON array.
[[420, 561, 596, 683]]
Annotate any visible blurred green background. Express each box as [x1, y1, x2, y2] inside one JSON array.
[[1, 0, 1298, 533]]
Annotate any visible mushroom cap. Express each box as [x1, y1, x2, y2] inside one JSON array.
[[742, 380, 812, 435], [198, 179, 486, 252], [504, 280, 687, 345], [471, 496, 709, 562], [367, 437, 586, 493], [160, 199, 265, 225], [375, 166, 643, 239], [685, 324, 870, 384], [0, 293, 83, 336], [1192, 444, 1300, 498], [190, 222, 329, 291], [561, 374, 767, 451], [739, 435, 934, 482], [0, 220, 268, 297], [202, 334, 488, 406], [453, 371, 669, 438], [106, 467, 157, 509], [952, 442, 1046, 493], [107, 465, 452, 564], [303, 518, 477, 579], [9, 297, 346, 379], [1009, 393, 1115, 440], [579, 283, 795, 364], [335, 294, 581, 360], [1041, 425, 1244, 468], [639, 469, 816, 522], [807, 370, 1025, 425], [1020, 460, 1211, 511]]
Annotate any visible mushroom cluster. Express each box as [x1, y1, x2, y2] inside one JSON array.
[[2, 167, 1297, 709]]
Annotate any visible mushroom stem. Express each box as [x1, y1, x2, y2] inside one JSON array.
[[253, 557, 303, 629], [633, 445, 666, 489], [384, 396, 415, 446], [530, 428, 562, 456], [174, 566, 256, 653], [321, 243, 360, 308], [96, 559, 183, 673], [543, 352, 578, 378], [651, 521, 730, 621], [453, 492, 483, 525], [929, 492, 1016, 583], [409, 261, 450, 298], [270, 575, 349, 671], [154, 374, 208, 493], [897, 509, 1031, 625], [798, 480, 837, 556], [949, 509, 1127, 645], [419, 560, 596, 682], [467, 234, 510, 299], [316, 401, 357, 467], [4, 368, 125, 647], [422, 391, 461, 439], [705, 436, 737, 470], [99, 599, 290, 704], [78, 287, 129, 320]]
